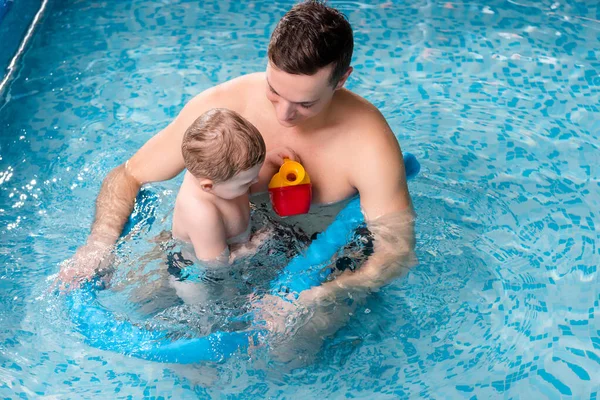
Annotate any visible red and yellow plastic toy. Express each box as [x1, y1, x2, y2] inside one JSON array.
[[268, 159, 312, 217]]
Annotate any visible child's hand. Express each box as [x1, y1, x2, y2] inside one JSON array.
[[250, 147, 302, 194], [265, 147, 301, 169], [229, 227, 273, 262]]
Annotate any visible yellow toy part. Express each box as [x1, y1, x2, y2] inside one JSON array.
[[268, 159, 311, 189]]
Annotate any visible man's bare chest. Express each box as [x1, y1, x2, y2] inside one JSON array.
[[255, 122, 357, 205]]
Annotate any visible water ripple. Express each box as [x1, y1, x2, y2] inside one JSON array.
[[1, 0, 599, 398]]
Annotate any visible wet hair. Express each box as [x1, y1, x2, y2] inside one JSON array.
[[182, 108, 266, 183], [268, 0, 354, 86]]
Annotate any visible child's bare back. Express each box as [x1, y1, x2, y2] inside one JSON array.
[[172, 170, 256, 261], [171, 108, 265, 263]]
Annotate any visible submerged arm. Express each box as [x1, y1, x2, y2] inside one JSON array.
[[325, 209, 416, 293], [59, 85, 233, 285], [301, 116, 417, 302]]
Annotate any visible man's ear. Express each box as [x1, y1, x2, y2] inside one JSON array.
[[335, 67, 353, 90], [199, 179, 214, 192]]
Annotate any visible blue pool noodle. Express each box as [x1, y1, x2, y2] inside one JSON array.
[[67, 153, 420, 363], [271, 151, 420, 294]]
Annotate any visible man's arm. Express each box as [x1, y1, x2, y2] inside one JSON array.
[[59, 84, 237, 285], [301, 114, 416, 302]]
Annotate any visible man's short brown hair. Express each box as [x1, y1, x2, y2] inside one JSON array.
[[268, 0, 353, 86], [182, 108, 266, 183]]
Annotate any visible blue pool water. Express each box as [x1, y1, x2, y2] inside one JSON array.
[[1, 0, 599, 398]]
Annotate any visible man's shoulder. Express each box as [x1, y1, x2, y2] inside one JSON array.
[[212, 72, 264, 100], [333, 89, 395, 142], [185, 72, 265, 114], [334, 89, 388, 129], [331, 90, 403, 177]]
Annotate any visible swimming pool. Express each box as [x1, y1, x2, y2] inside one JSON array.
[[1, 0, 599, 398]]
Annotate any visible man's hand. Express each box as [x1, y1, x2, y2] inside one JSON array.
[[251, 293, 309, 335], [250, 285, 339, 336], [296, 285, 335, 307], [57, 241, 114, 290]]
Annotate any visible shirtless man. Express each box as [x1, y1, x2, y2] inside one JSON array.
[[59, 1, 416, 308]]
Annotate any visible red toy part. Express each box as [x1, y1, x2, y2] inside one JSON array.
[[268, 184, 312, 217]]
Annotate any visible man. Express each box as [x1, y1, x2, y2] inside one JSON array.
[[59, 1, 416, 305]]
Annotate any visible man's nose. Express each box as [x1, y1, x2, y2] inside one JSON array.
[[277, 101, 295, 121]]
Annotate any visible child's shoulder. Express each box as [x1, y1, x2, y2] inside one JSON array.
[[176, 192, 220, 220]]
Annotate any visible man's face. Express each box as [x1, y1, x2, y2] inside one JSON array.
[[265, 62, 337, 127]]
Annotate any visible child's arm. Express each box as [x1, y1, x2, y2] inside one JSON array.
[[181, 201, 230, 263]]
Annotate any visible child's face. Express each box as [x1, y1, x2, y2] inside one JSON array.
[[210, 163, 262, 200]]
